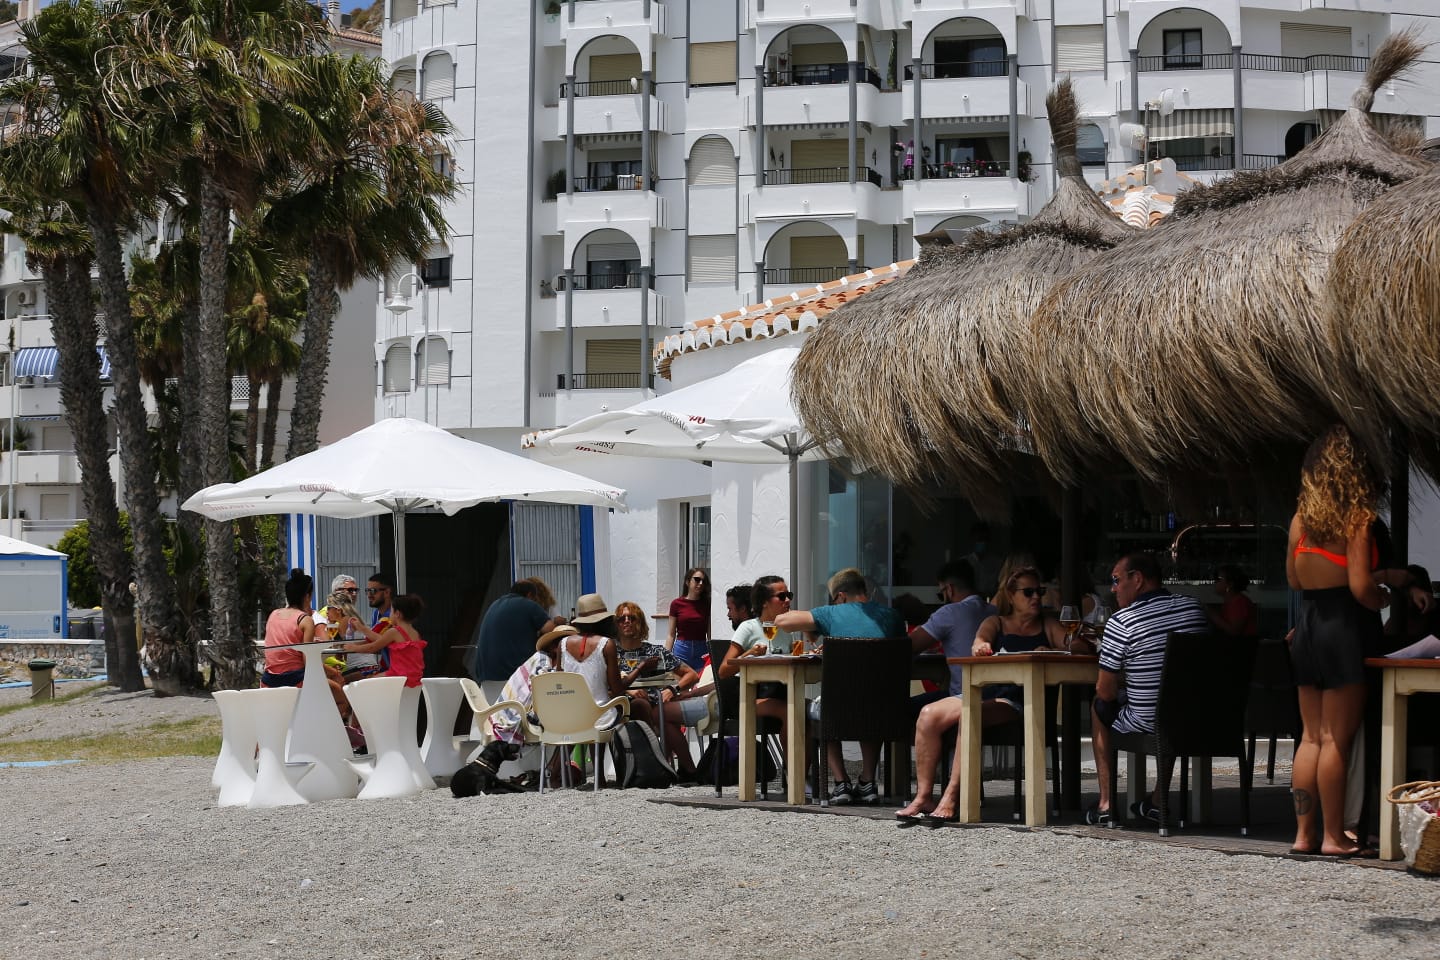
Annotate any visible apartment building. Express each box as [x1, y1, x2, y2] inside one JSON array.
[[377, 0, 1438, 445]]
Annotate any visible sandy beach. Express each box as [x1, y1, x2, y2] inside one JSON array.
[[0, 685, 1435, 960]]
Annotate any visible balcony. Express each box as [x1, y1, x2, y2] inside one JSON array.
[[1137, 53, 1233, 72], [564, 0, 665, 36], [1239, 54, 1368, 74], [0, 385, 64, 421], [763, 63, 881, 89], [903, 75, 1021, 123], [751, 0, 886, 28], [902, 173, 1027, 222], [764, 166, 882, 187], [385, 2, 471, 62], [558, 81, 668, 137], [13, 450, 80, 485], [745, 172, 888, 223], [551, 283, 665, 331], [555, 372, 654, 390], [1239, 154, 1283, 171], [763, 265, 856, 286], [549, 380, 653, 424], [1156, 153, 1233, 172], [914, 60, 1006, 80], [555, 182, 667, 231]]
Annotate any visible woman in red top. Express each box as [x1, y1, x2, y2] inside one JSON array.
[[343, 594, 428, 687], [667, 566, 710, 672], [1209, 564, 1259, 637]]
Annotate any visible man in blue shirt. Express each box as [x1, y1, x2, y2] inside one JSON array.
[[471, 581, 564, 698], [776, 567, 905, 805]]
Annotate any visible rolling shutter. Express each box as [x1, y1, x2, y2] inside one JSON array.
[[687, 137, 736, 185], [690, 41, 737, 86], [1280, 23, 1352, 58], [790, 42, 846, 66], [589, 53, 643, 84], [789, 236, 847, 269], [1055, 25, 1104, 73], [688, 236, 737, 284], [585, 338, 642, 375], [792, 138, 851, 169], [383, 342, 411, 394], [422, 54, 455, 100], [391, 67, 416, 95], [416, 336, 449, 387]]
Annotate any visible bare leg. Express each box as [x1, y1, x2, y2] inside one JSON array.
[[827, 740, 848, 783], [1317, 683, 1367, 855], [1092, 701, 1114, 813], [930, 700, 1019, 818], [858, 740, 881, 784], [661, 701, 698, 775], [897, 697, 963, 816], [1291, 685, 1323, 852]]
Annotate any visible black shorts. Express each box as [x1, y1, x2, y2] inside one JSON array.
[[1291, 586, 1378, 690]]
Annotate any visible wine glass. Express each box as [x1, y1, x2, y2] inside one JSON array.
[[1059, 605, 1081, 654], [761, 621, 779, 654]]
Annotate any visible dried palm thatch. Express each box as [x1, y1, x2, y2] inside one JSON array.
[[1028, 30, 1429, 486], [1328, 166, 1440, 466], [790, 80, 1135, 514]]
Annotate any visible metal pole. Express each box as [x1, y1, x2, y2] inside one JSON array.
[[394, 509, 407, 594], [8, 315, 15, 533], [789, 443, 799, 606], [420, 278, 429, 426]]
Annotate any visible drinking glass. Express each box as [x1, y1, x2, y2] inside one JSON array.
[[1059, 605, 1081, 654], [761, 622, 780, 654]]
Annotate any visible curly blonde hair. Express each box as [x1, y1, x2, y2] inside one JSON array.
[[1296, 425, 1379, 544]]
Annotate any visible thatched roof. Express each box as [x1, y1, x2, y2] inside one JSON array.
[[790, 80, 1136, 512], [1328, 165, 1440, 458], [1027, 30, 1429, 485]]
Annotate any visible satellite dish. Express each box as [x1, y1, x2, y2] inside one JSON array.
[[1157, 88, 1176, 117], [1118, 122, 1148, 151]]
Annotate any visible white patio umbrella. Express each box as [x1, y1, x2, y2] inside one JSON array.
[[530, 346, 831, 599], [182, 417, 626, 591]]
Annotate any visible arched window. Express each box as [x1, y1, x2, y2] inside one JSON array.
[[383, 341, 411, 395], [687, 136, 737, 186], [1076, 124, 1106, 165], [422, 52, 455, 101], [391, 67, 417, 96], [415, 336, 450, 387]]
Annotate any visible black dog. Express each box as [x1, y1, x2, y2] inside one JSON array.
[[450, 740, 523, 797]]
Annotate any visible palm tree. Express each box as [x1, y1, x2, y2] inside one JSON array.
[[0, 0, 199, 694], [226, 289, 301, 471]]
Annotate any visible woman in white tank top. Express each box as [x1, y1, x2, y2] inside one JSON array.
[[562, 631, 627, 727]]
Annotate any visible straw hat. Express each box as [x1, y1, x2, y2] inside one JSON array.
[[537, 624, 578, 652], [571, 593, 612, 625]]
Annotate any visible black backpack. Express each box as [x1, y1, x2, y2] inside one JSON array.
[[610, 720, 678, 789]]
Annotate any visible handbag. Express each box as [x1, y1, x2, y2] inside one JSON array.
[[1386, 780, 1440, 873]]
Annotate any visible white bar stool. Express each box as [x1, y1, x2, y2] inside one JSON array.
[[420, 678, 468, 778], [212, 689, 258, 807], [400, 684, 436, 789], [347, 676, 423, 800], [286, 641, 359, 801], [245, 687, 311, 809]]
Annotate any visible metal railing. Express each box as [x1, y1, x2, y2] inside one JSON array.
[[1157, 153, 1234, 172], [556, 372, 654, 390], [558, 78, 653, 98], [763, 166, 883, 187], [1136, 53, 1233, 71], [571, 173, 651, 192], [564, 272, 651, 291], [1239, 53, 1369, 73], [909, 161, 1011, 179], [914, 59, 1007, 80], [763, 63, 879, 87], [1239, 154, 1285, 170], [763, 266, 859, 285]]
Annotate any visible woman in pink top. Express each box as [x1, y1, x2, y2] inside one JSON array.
[[343, 593, 428, 687], [667, 566, 711, 672], [262, 568, 318, 687]]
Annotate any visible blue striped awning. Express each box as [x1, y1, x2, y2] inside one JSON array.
[[12, 346, 111, 381]]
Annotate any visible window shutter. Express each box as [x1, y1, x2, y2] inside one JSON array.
[[587, 243, 636, 261], [383, 342, 411, 394], [792, 138, 849, 169], [690, 41, 737, 86], [391, 0, 417, 20], [1280, 23, 1352, 59], [789, 236, 847, 269], [589, 53, 643, 84], [688, 236, 737, 284], [585, 338, 641, 375], [422, 54, 455, 100], [511, 503, 582, 615], [1055, 25, 1104, 73], [416, 336, 449, 387], [391, 67, 416, 95], [687, 137, 736, 185], [790, 42, 846, 67]]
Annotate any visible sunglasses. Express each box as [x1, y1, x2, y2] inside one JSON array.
[[770, 591, 794, 602], [690, 575, 707, 583], [616, 614, 640, 622], [340, 587, 359, 594], [1015, 586, 1044, 598], [365, 587, 388, 595], [1110, 571, 1134, 586]]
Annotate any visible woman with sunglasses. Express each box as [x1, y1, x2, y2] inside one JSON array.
[[903, 566, 1067, 825], [667, 567, 712, 673], [614, 601, 703, 779], [718, 575, 795, 751]]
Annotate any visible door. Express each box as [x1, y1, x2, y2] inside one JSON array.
[[316, 515, 381, 620], [511, 502, 582, 618]]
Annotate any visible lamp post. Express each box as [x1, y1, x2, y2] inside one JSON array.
[[383, 272, 429, 425]]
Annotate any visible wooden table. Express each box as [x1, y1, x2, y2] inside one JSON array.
[[737, 655, 821, 805], [953, 653, 1099, 826], [1367, 657, 1440, 860]]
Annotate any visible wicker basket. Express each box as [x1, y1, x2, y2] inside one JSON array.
[[1386, 780, 1440, 874]]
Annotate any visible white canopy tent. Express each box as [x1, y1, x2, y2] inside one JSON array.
[[183, 418, 626, 591], [0, 534, 68, 639]]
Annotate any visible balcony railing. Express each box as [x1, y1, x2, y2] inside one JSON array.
[[1136, 53, 1233, 71], [764, 265, 860, 285], [562, 272, 653, 291], [905, 161, 1012, 179], [556, 372, 654, 390], [1239, 53, 1369, 73], [1158, 153, 1234, 172], [763, 166, 883, 187], [571, 173, 652, 192], [763, 64, 882, 88], [913, 59, 1007, 80], [559, 78, 653, 98], [1239, 154, 1285, 171]]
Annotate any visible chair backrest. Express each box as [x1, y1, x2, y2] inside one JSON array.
[[708, 638, 740, 734], [819, 635, 913, 742], [1245, 637, 1301, 735], [530, 671, 608, 738], [1155, 632, 1259, 756]]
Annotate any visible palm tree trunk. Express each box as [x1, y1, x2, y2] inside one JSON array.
[[47, 255, 144, 692], [86, 205, 199, 696], [196, 174, 251, 690], [261, 375, 282, 470], [288, 256, 340, 459], [244, 376, 261, 472]]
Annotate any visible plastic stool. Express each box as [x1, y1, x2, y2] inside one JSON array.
[[212, 690, 258, 807], [347, 677, 423, 800], [245, 687, 312, 809], [419, 678, 468, 778]]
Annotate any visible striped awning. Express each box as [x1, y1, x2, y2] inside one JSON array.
[[1150, 108, 1234, 142], [12, 345, 111, 381], [1317, 109, 1422, 137], [924, 115, 1008, 125]]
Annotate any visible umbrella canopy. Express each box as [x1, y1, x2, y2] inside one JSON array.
[[1029, 31, 1429, 485], [183, 418, 626, 590], [790, 79, 1136, 511], [1327, 165, 1440, 463]]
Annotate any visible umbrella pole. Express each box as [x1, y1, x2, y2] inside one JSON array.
[[393, 510, 407, 594], [789, 444, 800, 607]]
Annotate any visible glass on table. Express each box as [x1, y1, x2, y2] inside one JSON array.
[[1059, 605, 1081, 653]]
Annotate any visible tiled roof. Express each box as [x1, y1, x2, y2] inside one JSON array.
[[654, 261, 915, 379], [1092, 159, 1200, 229], [332, 25, 381, 46]]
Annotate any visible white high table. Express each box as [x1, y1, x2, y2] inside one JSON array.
[[274, 639, 359, 801]]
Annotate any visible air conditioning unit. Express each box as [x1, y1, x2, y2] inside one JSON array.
[[16, 290, 35, 307]]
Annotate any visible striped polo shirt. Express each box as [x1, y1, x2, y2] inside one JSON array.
[[1098, 589, 1208, 735]]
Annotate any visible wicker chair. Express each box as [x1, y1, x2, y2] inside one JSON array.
[[1245, 638, 1300, 784], [706, 638, 781, 798], [815, 635, 913, 806]]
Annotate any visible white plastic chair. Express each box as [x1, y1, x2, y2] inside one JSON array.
[[457, 677, 530, 760], [212, 690, 259, 808], [529, 671, 630, 793], [346, 676, 423, 800], [245, 687, 312, 809]]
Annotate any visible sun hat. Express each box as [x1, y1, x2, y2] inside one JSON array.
[[571, 593, 612, 625], [537, 624, 578, 652]]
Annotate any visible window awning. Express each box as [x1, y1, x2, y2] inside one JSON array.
[[12, 345, 111, 381], [1151, 108, 1234, 142]]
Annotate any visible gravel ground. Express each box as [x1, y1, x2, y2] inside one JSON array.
[[0, 689, 1436, 960]]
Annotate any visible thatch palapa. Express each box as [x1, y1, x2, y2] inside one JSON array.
[[790, 80, 1135, 513]]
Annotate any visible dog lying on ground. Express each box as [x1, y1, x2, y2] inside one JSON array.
[[450, 740, 524, 797]]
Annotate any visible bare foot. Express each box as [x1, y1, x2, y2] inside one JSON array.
[[896, 797, 936, 819]]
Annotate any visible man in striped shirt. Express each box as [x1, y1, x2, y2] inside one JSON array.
[[1088, 551, 1207, 826]]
